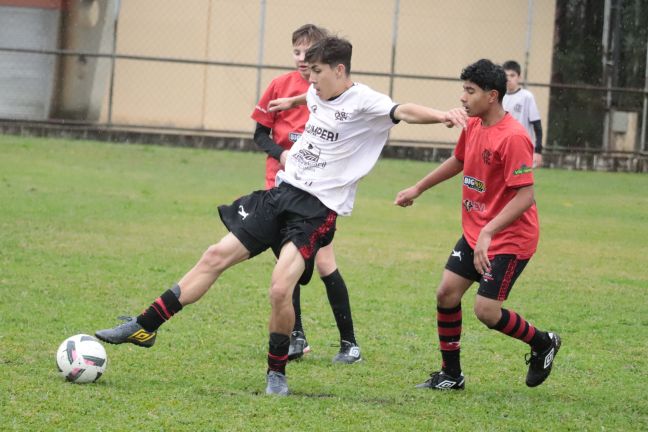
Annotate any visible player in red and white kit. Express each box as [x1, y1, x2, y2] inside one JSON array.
[[395, 59, 560, 390], [251, 24, 361, 364]]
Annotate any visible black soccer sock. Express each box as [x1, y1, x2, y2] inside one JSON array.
[[292, 284, 304, 334], [136, 284, 183, 332], [323, 269, 356, 344], [491, 308, 550, 351], [438, 304, 462, 377], [267, 332, 290, 375]]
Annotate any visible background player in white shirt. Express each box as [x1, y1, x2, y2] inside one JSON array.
[[95, 36, 467, 397], [502, 60, 544, 168]]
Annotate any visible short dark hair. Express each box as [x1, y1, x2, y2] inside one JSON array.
[[305, 36, 352, 75], [460, 59, 507, 103], [292, 24, 328, 46], [502, 60, 521, 76]]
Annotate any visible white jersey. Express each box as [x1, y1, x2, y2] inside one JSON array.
[[503, 88, 540, 141], [276, 83, 398, 216]]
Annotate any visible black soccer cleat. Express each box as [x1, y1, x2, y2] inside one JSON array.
[[332, 340, 362, 364], [525, 332, 561, 387], [95, 316, 157, 348], [416, 370, 465, 390], [287, 330, 311, 361]]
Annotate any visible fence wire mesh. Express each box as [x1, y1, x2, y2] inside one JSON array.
[[0, 0, 646, 153]]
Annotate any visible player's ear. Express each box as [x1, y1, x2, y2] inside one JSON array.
[[335, 63, 345, 78], [489, 89, 499, 104]]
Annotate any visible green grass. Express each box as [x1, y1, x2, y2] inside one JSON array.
[[1, 134, 647, 431]]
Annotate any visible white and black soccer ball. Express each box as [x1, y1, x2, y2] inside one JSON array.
[[56, 334, 107, 384]]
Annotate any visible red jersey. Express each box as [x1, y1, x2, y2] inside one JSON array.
[[454, 114, 539, 259], [251, 71, 310, 189]]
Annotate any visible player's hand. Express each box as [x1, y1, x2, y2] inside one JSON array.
[[279, 150, 288, 168], [394, 186, 421, 207], [443, 107, 468, 128], [533, 153, 543, 168], [473, 229, 492, 274], [268, 98, 293, 112]]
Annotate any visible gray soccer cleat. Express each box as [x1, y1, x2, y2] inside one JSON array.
[[95, 316, 157, 348], [265, 371, 289, 396], [332, 340, 362, 364]]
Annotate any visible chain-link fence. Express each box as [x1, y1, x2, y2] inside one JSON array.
[[1, 0, 647, 164]]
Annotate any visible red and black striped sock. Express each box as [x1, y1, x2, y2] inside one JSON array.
[[491, 308, 550, 351], [438, 304, 462, 377], [267, 332, 290, 375], [136, 284, 183, 332]]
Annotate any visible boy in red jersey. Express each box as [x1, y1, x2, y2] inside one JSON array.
[[252, 24, 362, 364], [395, 59, 560, 390]]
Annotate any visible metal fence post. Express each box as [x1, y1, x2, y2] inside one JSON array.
[[388, 0, 400, 99], [641, 35, 648, 152], [523, 0, 534, 85], [255, 0, 267, 105], [201, 0, 213, 129], [602, 0, 612, 151], [107, 0, 121, 127]]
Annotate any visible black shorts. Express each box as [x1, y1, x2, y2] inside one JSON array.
[[218, 182, 337, 285], [444, 236, 529, 301]]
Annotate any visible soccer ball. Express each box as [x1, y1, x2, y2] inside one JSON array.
[[56, 334, 107, 383]]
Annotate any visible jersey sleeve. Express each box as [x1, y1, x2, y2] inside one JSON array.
[[251, 79, 278, 128], [305, 84, 317, 110], [361, 87, 398, 127], [502, 133, 535, 188], [527, 92, 541, 122], [453, 127, 467, 162]]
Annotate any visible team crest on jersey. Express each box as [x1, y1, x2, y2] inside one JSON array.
[[463, 176, 485, 193], [463, 199, 486, 212], [289, 132, 301, 142], [310, 105, 318, 113], [513, 164, 532, 175], [335, 109, 349, 121], [514, 103, 522, 113], [482, 149, 492, 165]]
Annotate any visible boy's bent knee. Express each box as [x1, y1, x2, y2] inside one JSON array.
[[268, 282, 293, 305], [473, 300, 501, 327], [436, 285, 462, 308]]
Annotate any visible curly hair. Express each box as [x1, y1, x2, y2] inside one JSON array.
[[460, 59, 507, 102]]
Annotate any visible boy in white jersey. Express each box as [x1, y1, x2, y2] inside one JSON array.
[[502, 60, 544, 168], [95, 36, 467, 396]]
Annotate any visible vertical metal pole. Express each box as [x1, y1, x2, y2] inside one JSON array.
[[523, 0, 534, 84], [640, 34, 648, 151], [255, 0, 267, 104], [388, 0, 400, 99], [107, 0, 120, 126], [201, 0, 213, 129], [602, 0, 612, 151]]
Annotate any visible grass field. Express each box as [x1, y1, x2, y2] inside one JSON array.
[[1, 134, 647, 431]]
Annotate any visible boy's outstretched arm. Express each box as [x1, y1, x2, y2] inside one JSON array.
[[268, 93, 308, 112], [394, 156, 464, 207], [394, 104, 467, 128]]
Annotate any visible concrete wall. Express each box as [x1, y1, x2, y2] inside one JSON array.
[[52, 0, 118, 121], [103, 0, 556, 145]]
